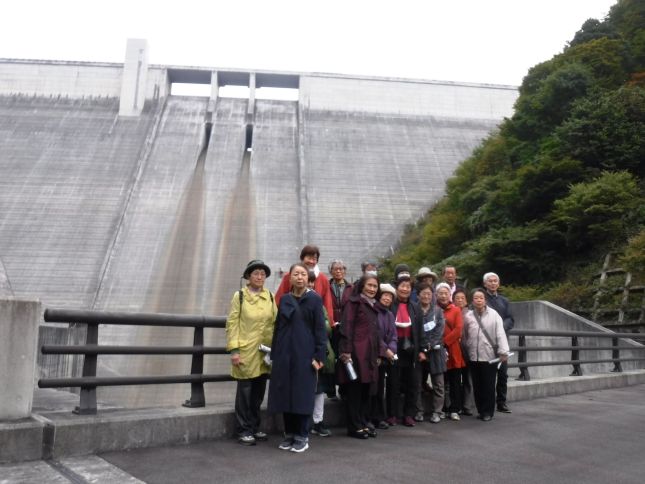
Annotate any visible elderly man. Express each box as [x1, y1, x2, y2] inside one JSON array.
[[483, 272, 514, 414], [442, 266, 465, 300]]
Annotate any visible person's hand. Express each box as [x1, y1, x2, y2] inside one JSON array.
[[231, 353, 242, 367], [500, 353, 509, 363], [376, 357, 382, 366], [312, 359, 324, 371], [385, 349, 395, 362], [340, 353, 352, 364], [418, 352, 427, 362]]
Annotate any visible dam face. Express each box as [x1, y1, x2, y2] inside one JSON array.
[[0, 47, 518, 406]]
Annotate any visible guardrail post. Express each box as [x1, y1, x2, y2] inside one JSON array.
[[74, 322, 98, 415], [611, 337, 623, 373], [516, 335, 530, 381], [183, 326, 205, 407], [570, 335, 583, 376]]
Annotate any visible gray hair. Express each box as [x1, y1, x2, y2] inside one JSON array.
[[435, 282, 451, 294], [328, 259, 346, 272], [483, 272, 499, 283]]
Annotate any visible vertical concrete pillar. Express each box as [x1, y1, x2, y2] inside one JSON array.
[[0, 298, 41, 420], [119, 38, 149, 117], [247, 73, 256, 123], [208, 71, 219, 113]]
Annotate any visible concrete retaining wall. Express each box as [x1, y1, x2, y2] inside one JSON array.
[[0, 298, 41, 420], [509, 301, 645, 379]]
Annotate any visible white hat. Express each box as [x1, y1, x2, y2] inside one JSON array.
[[380, 283, 396, 296], [416, 267, 438, 281]]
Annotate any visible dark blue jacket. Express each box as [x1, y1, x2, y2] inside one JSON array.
[[485, 292, 514, 334], [268, 290, 326, 415]]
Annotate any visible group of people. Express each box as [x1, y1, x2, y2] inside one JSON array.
[[225, 245, 514, 453]]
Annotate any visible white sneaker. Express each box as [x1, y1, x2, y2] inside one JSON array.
[[449, 412, 461, 421]]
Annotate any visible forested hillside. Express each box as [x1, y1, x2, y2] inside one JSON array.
[[382, 0, 645, 312]]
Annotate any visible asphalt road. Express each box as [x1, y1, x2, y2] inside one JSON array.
[[99, 385, 645, 484]]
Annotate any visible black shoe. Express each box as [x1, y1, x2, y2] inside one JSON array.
[[348, 429, 369, 439], [238, 435, 256, 445], [460, 409, 473, 416], [497, 403, 512, 413], [481, 415, 492, 422], [377, 420, 389, 430], [366, 427, 378, 438]]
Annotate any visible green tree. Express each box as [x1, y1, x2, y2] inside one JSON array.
[[569, 18, 619, 48], [619, 228, 645, 282], [510, 63, 594, 142], [555, 86, 645, 177], [551, 171, 643, 252]]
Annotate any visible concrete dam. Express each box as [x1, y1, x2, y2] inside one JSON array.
[[0, 40, 518, 406]]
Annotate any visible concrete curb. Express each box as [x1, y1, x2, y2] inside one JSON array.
[[2, 371, 644, 463], [508, 370, 645, 402]]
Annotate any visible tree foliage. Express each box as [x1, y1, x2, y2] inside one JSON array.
[[382, 0, 645, 301]]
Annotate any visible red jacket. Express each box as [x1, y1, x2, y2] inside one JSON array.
[[275, 271, 335, 327], [442, 302, 466, 369]]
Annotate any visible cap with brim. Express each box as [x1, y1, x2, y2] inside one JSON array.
[[416, 267, 438, 280], [380, 283, 396, 296], [243, 260, 271, 279]]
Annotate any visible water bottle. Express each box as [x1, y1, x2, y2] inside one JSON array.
[[345, 360, 358, 381]]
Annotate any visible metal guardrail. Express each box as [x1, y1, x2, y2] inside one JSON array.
[[39, 309, 645, 415], [509, 329, 645, 381], [38, 308, 231, 414]]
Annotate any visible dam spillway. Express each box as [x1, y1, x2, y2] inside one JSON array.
[[0, 49, 518, 405]]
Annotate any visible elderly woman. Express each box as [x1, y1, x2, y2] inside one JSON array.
[[417, 282, 445, 423], [454, 289, 475, 416], [389, 275, 427, 427], [368, 283, 398, 430], [462, 288, 510, 422], [329, 259, 353, 326], [268, 263, 327, 453], [436, 282, 465, 422], [226, 260, 277, 446], [275, 245, 334, 324], [337, 274, 381, 439]]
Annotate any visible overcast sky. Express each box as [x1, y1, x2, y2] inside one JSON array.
[[2, 0, 617, 86]]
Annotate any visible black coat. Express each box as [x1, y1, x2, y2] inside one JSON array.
[[390, 299, 427, 366], [267, 290, 327, 415]]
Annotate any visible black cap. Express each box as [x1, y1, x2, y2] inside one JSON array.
[[243, 260, 271, 279]]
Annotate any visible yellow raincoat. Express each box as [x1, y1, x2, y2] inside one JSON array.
[[225, 286, 277, 380]]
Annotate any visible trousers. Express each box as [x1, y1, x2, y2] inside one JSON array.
[[234, 374, 267, 437]]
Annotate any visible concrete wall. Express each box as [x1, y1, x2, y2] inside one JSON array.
[[301, 108, 499, 278], [300, 75, 517, 118], [0, 60, 169, 100], [0, 257, 13, 297], [0, 298, 41, 420], [510, 301, 645, 379], [0, 96, 159, 309]]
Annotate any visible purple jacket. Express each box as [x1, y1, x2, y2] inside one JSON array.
[[337, 294, 380, 384], [376, 302, 397, 357]]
